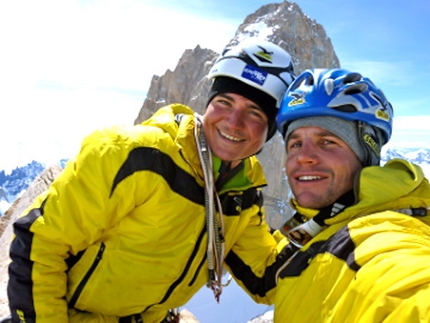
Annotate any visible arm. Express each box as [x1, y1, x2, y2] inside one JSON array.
[[7, 126, 138, 322], [223, 189, 292, 305]]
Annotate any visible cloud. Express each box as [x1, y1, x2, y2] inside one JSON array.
[[1, 0, 235, 91], [393, 115, 430, 130], [389, 115, 430, 148], [0, 0, 240, 171]]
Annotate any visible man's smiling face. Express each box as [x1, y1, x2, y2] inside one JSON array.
[[203, 92, 268, 168], [285, 126, 363, 209]]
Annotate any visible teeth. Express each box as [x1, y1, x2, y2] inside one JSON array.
[[220, 131, 241, 142], [298, 176, 321, 181]]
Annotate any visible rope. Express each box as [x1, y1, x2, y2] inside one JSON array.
[[194, 114, 225, 302]]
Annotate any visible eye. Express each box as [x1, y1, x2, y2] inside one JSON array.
[[322, 138, 335, 145], [287, 139, 302, 150], [215, 98, 230, 106], [249, 109, 265, 119], [321, 136, 344, 146]]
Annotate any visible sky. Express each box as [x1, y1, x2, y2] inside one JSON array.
[[1, 0, 429, 175]]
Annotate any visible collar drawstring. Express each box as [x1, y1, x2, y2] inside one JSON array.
[[194, 114, 226, 302]]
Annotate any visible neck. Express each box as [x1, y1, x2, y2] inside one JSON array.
[[312, 190, 356, 225]]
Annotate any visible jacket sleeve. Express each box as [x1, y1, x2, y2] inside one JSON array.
[[7, 126, 141, 322], [224, 188, 291, 305]]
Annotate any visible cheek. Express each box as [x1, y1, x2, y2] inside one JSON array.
[[203, 108, 215, 123], [250, 122, 268, 140], [252, 130, 267, 148], [285, 156, 294, 176], [336, 161, 361, 190]]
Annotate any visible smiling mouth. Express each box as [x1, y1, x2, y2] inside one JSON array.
[[219, 130, 242, 142], [298, 175, 323, 181]]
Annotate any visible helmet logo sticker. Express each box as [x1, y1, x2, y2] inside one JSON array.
[[242, 64, 268, 86], [253, 46, 274, 63], [288, 92, 306, 106], [370, 91, 392, 122], [376, 109, 390, 121]]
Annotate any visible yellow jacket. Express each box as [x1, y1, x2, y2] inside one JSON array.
[[8, 104, 287, 323], [274, 159, 430, 322]]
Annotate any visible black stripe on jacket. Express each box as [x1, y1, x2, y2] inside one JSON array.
[[110, 147, 204, 204], [278, 226, 360, 278], [8, 199, 47, 322], [226, 226, 360, 297]]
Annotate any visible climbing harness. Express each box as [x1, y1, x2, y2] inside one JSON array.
[[194, 114, 226, 302]]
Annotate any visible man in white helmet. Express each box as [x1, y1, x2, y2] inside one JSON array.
[[274, 68, 430, 322], [6, 39, 295, 323]]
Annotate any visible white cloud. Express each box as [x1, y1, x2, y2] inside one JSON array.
[[393, 115, 430, 131], [0, 0, 238, 171], [1, 0, 234, 90], [389, 115, 430, 148]]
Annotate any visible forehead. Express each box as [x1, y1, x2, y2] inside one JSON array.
[[287, 126, 341, 139], [216, 92, 263, 109]]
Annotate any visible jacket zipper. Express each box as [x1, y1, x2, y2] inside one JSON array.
[[153, 227, 206, 306], [68, 242, 106, 308]]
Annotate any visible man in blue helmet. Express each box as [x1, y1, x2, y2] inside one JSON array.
[[5, 38, 296, 323], [274, 68, 430, 322]]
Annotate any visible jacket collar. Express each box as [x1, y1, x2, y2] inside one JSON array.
[[291, 158, 430, 225]]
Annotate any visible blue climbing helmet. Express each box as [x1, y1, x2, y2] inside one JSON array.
[[277, 68, 394, 166]]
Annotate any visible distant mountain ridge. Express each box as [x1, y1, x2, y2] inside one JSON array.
[[383, 147, 430, 164], [1, 147, 429, 217], [382, 147, 430, 176], [0, 159, 68, 216]]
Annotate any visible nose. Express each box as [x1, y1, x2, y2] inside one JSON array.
[[226, 107, 245, 129], [295, 140, 319, 164]]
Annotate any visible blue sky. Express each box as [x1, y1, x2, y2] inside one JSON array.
[[1, 0, 429, 173]]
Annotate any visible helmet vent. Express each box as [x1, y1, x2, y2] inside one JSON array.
[[344, 83, 368, 95], [371, 93, 386, 108], [304, 76, 314, 86], [334, 104, 357, 113], [342, 72, 362, 84]]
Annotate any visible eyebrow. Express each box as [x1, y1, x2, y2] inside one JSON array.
[[288, 128, 341, 140], [217, 93, 264, 111]]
